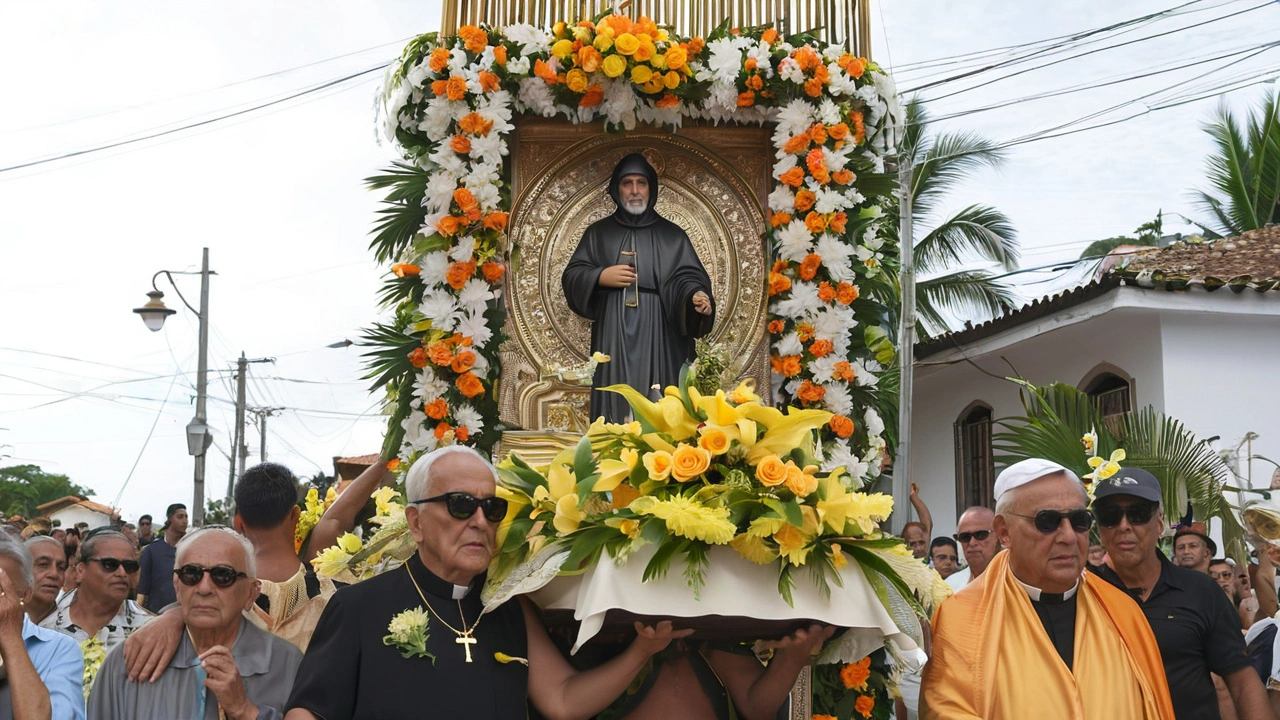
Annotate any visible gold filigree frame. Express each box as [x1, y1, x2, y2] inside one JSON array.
[[499, 118, 774, 431]]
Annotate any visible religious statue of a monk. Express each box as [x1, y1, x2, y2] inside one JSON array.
[[562, 153, 716, 423]]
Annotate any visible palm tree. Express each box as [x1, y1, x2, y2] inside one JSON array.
[[1191, 91, 1280, 238], [889, 98, 1021, 338]]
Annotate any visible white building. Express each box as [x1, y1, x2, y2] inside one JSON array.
[[908, 226, 1280, 537], [37, 495, 119, 530]]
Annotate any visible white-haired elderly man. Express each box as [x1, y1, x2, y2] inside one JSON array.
[[0, 535, 85, 720], [285, 445, 691, 720], [87, 527, 302, 720], [922, 458, 1176, 719]]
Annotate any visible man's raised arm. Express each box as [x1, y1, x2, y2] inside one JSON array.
[[304, 458, 391, 564]]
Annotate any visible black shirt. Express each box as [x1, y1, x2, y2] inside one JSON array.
[[1031, 594, 1078, 671], [1093, 551, 1250, 720]]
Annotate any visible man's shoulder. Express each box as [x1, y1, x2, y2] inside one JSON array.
[[1161, 562, 1225, 600], [26, 618, 81, 658]]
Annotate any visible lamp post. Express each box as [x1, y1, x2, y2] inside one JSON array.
[[132, 247, 213, 526]]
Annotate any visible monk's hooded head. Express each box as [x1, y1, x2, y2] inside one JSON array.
[[993, 459, 1090, 594], [608, 153, 660, 226], [405, 446, 506, 586]]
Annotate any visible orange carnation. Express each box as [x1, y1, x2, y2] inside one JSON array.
[[850, 111, 866, 144], [855, 695, 875, 718], [656, 93, 680, 109], [809, 339, 833, 358], [829, 415, 855, 438], [798, 253, 822, 281], [450, 134, 472, 154], [391, 263, 420, 278], [767, 271, 792, 297], [767, 319, 785, 334], [817, 282, 836, 302], [836, 282, 860, 305], [795, 322, 815, 342], [782, 134, 810, 155], [761, 28, 778, 44], [833, 169, 855, 185], [450, 349, 477, 374], [482, 212, 509, 232], [770, 354, 802, 377], [458, 112, 494, 136], [478, 70, 501, 93], [744, 57, 758, 72], [833, 360, 855, 382], [459, 25, 487, 54], [829, 122, 849, 140], [804, 212, 827, 233], [794, 189, 816, 213], [769, 211, 791, 228], [456, 371, 485, 398], [493, 45, 508, 65], [778, 167, 805, 187], [841, 657, 872, 690], [446, 260, 476, 291], [579, 85, 604, 107], [481, 261, 505, 282], [455, 425, 470, 442], [431, 79, 448, 97], [846, 56, 867, 79], [803, 78, 823, 97], [425, 398, 449, 420], [429, 48, 450, 73], [737, 91, 755, 107], [434, 422, 452, 440], [407, 347, 428, 368], [534, 59, 558, 84], [795, 379, 824, 403], [746, 74, 764, 91], [793, 46, 820, 72], [427, 341, 454, 366], [808, 123, 828, 145], [828, 212, 848, 234], [437, 215, 462, 237], [446, 75, 469, 101], [806, 148, 830, 184]]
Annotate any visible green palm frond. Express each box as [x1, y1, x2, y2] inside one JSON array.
[[1192, 93, 1280, 237], [905, 98, 1008, 221], [365, 162, 432, 263], [993, 381, 1117, 477], [914, 203, 1020, 274], [915, 271, 1019, 338]]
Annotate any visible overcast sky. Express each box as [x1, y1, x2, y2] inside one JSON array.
[[0, 0, 1275, 520]]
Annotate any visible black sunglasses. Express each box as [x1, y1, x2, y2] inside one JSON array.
[[955, 530, 992, 543], [174, 564, 247, 588], [410, 492, 508, 523], [1008, 509, 1094, 534], [87, 557, 140, 574], [1094, 502, 1157, 528]]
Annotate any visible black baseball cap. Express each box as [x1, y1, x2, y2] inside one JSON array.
[[1092, 467, 1162, 505]]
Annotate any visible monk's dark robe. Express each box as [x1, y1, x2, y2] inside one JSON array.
[[286, 554, 528, 719], [562, 153, 715, 423]]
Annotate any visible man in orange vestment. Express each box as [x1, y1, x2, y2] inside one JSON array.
[[920, 459, 1174, 720]]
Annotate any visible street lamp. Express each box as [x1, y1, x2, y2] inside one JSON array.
[[132, 247, 213, 526]]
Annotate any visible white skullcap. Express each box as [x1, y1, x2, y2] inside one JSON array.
[[993, 458, 1081, 504]]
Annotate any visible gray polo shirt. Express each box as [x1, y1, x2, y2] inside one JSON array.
[[86, 617, 301, 720]]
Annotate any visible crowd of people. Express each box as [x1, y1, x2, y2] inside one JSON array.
[[3, 449, 1280, 719]]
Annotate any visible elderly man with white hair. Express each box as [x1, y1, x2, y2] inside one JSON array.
[[87, 527, 302, 720], [921, 458, 1176, 719], [285, 445, 690, 720], [0, 535, 84, 720]]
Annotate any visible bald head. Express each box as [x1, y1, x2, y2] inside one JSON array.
[[955, 506, 1000, 578]]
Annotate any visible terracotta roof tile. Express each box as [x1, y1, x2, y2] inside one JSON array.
[[1118, 225, 1280, 289]]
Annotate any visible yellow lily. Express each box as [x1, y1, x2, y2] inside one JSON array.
[[602, 384, 699, 440], [594, 448, 638, 492], [816, 475, 854, 534], [493, 486, 530, 549], [742, 405, 833, 463], [773, 506, 820, 566], [553, 494, 586, 535]]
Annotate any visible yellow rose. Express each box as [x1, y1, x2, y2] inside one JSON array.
[[671, 443, 712, 482], [551, 38, 575, 61], [756, 455, 788, 487], [664, 70, 681, 90], [698, 427, 731, 456], [552, 21, 567, 37], [614, 32, 640, 56], [593, 34, 614, 52], [784, 462, 818, 497], [634, 39, 656, 62], [665, 46, 688, 70], [572, 25, 592, 43], [630, 64, 653, 85], [642, 76, 664, 94], [649, 52, 666, 70], [643, 450, 674, 481], [565, 68, 589, 93], [601, 53, 627, 78]]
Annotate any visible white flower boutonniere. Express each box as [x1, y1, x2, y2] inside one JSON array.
[[383, 607, 435, 663]]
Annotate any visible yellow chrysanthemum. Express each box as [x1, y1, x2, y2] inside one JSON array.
[[730, 532, 779, 564], [311, 545, 352, 578], [637, 495, 736, 544]]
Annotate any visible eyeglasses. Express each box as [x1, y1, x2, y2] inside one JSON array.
[[174, 564, 247, 588], [87, 557, 140, 573], [1008, 508, 1094, 534], [1094, 502, 1157, 528], [955, 530, 992, 544], [932, 554, 958, 563], [410, 492, 508, 522]]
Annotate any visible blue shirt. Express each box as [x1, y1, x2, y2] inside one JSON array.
[[136, 538, 177, 613], [3, 616, 86, 720]]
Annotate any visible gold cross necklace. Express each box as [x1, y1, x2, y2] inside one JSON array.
[[404, 563, 480, 662]]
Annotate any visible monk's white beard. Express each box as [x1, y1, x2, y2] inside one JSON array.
[[623, 199, 647, 215]]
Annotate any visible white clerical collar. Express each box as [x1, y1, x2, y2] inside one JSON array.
[[452, 584, 470, 600], [1015, 575, 1080, 602]]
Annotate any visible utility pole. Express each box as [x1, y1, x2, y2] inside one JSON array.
[[249, 407, 286, 462], [225, 355, 276, 509], [893, 150, 916, 534], [193, 249, 211, 526]]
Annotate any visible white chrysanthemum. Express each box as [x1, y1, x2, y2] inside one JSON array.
[[447, 47, 469, 75], [704, 37, 746, 82], [814, 233, 857, 283], [449, 236, 476, 263], [504, 23, 551, 56], [413, 369, 450, 403], [469, 132, 506, 164], [418, 97, 458, 142], [471, 181, 502, 213], [405, 62, 431, 90], [778, 57, 804, 84], [768, 185, 795, 213], [419, 212, 444, 238], [418, 252, 450, 287], [402, 409, 437, 452], [771, 152, 798, 177], [814, 188, 851, 215], [773, 99, 814, 142], [452, 403, 484, 435], [429, 146, 466, 175], [851, 359, 879, 388], [456, 310, 494, 346], [458, 278, 494, 313], [865, 407, 885, 437], [387, 607, 430, 643], [517, 78, 557, 117], [773, 280, 821, 319], [824, 143, 852, 172], [775, 221, 813, 262], [634, 99, 679, 130], [821, 438, 857, 475], [827, 72, 858, 98], [470, 351, 491, 378], [822, 382, 853, 417], [811, 306, 853, 341], [808, 354, 839, 382], [745, 43, 775, 77], [775, 332, 803, 357], [506, 55, 530, 75], [418, 288, 460, 332], [816, 97, 841, 125]]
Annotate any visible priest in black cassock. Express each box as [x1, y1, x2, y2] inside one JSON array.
[[562, 153, 715, 422], [284, 446, 690, 720]]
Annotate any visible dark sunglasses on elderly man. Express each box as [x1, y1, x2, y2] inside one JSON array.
[[175, 564, 247, 588], [411, 492, 508, 523], [87, 557, 140, 574], [955, 530, 991, 544], [1008, 509, 1094, 534], [1094, 502, 1157, 528]]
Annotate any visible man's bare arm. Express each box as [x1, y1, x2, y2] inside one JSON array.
[[910, 483, 933, 538], [304, 459, 391, 564], [710, 624, 835, 720], [1224, 666, 1271, 720]]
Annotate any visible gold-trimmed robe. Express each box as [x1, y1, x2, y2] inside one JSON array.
[[920, 551, 1174, 720]]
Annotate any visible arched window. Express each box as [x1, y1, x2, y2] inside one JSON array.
[[954, 402, 994, 515], [1080, 366, 1134, 418]]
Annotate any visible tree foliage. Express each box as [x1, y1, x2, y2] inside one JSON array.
[[0, 465, 96, 518], [1191, 91, 1280, 238], [1078, 210, 1164, 259]]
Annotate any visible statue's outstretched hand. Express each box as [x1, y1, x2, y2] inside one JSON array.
[[692, 291, 712, 315], [599, 264, 637, 288]]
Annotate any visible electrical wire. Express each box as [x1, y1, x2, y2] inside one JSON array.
[[111, 370, 181, 508]]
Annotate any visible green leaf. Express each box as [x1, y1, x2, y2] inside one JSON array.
[[573, 434, 597, 483], [642, 535, 684, 583], [777, 563, 797, 607]]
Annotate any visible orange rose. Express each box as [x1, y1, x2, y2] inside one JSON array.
[[767, 271, 791, 297], [809, 339, 833, 358], [427, 341, 454, 366], [806, 148, 830, 184], [450, 134, 472, 154], [698, 427, 731, 456], [429, 48, 451, 73], [829, 415, 855, 438], [446, 75, 468, 101], [761, 28, 778, 44], [453, 188, 479, 215], [478, 70, 501, 93], [807, 123, 828, 145], [665, 46, 688, 70], [804, 212, 827, 233], [829, 122, 849, 140], [846, 57, 867, 79], [855, 695, 875, 718], [391, 263, 420, 278], [836, 282, 860, 305], [450, 349, 477, 373], [482, 212, 509, 232], [670, 444, 712, 481], [425, 398, 449, 420], [534, 59, 558, 84], [850, 111, 866, 144], [793, 46, 820, 72], [434, 422, 452, 439], [769, 354, 802, 378], [841, 657, 872, 690], [769, 211, 791, 228], [576, 45, 603, 73], [773, 258, 789, 273], [784, 462, 818, 497], [833, 360, 855, 382], [767, 319, 785, 334], [446, 260, 476, 291], [736, 91, 755, 107], [832, 169, 854, 185], [744, 57, 758, 72], [458, 112, 494, 136], [579, 85, 604, 107], [407, 347, 428, 368], [437, 215, 462, 237], [793, 189, 816, 213], [455, 425, 470, 443], [481, 261, 505, 282], [493, 45, 508, 65], [782, 134, 810, 155], [817, 282, 836, 302], [799, 253, 822, 281], [643, 450, 674, 481], [796, 380, 826, 404], [756, 455, 788, 486], [778, 167, 805, 188], [814, 64, 830, 83], [456, 371, 485, 398], [828, 212, 848, 234]]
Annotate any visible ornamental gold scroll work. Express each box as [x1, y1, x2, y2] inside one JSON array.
[[498, 118, 773, 443]]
